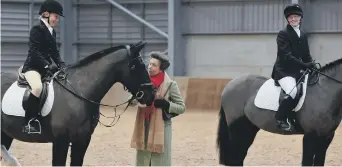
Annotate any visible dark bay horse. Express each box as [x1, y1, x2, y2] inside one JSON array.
[[217, 58, 342, 166], [1, 41, 155, 166]]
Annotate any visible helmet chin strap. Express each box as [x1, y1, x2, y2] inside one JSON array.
[[42, 14, 51, 26]]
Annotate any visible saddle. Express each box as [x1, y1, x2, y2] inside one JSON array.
[[274, 77, 304, 106], [17, 66, 53, 88], [17, 66, 53, 114], [279, 81, 303, 103]]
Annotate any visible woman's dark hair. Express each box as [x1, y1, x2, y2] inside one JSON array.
[[149, 51, 170, 71]]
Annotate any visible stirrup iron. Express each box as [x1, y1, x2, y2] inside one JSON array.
[[284, 119, 293, 131], [27, 118, 42, 134]]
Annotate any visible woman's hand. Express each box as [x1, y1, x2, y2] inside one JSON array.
[[154, 99, 170, 110]]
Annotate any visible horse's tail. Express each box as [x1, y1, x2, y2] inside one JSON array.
[[216, 105, 232, 165]]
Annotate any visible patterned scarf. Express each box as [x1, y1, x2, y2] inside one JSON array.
[[131, 72, 171, 153]]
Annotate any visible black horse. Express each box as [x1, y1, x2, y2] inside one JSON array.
[[1, 41, 155, 166]]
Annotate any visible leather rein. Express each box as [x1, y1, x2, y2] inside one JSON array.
[[51, 45, 149, 127], [308, 62, 342, 84]]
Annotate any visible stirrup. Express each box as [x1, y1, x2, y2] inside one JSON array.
[[284, 119, 293, 131], [27, 118, 42, 134]]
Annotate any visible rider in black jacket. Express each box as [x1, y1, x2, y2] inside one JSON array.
[[21, 0, 66, 134], [271, 4, 315, 132]]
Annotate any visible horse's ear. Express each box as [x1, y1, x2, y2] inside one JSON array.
[[133, 41, 147, 53], [128, 41, 142, 49], [135, 41, 143, 46]]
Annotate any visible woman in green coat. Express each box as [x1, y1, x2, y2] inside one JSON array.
[[130, 51, 186, 166]]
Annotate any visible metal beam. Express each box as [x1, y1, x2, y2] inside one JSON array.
[[29, 0, 33, 30], [168, 0, 184, 76], [167, 0, 175, 76], [105, 0, 168, 39], [60, 0, 76, 64]]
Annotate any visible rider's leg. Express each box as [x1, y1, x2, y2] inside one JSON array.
[[275, 76, 297, 131], [23, 70, 43, 133], [24, 70, 42, 97]]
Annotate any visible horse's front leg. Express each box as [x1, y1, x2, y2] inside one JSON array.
[[302, 131, 335, 166], [70, 135, 92, 166], [302, 132, 316, 166], [313, 132, 335, 166], [52, 135, 70, 166]]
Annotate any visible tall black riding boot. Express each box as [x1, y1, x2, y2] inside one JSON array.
[[275, 95, 295, 132], [23, 93, 41, 134]]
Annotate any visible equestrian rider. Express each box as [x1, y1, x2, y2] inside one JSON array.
[[271, 4, 315, 132], [21, 0, 66, 133]]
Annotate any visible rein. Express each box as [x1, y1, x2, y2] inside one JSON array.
[[310, 68, 342, 84], [303, 62, 342, 84], [54, 77, 134, 127], [48, 45, 148, 127]]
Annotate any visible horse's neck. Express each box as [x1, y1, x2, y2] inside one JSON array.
[[66, 52, 127, 102], [321, 65, 342, 87], [319, 66, 342, 107]]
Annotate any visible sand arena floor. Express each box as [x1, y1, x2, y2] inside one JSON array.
[[2, 108, 342, 166]]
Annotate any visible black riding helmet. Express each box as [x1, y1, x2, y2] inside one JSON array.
[[284, 3, 303, 18], [39, 0, 64, 17]]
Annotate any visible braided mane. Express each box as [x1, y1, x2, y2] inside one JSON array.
[[319, 58, 342, 72], [68, 45, 125, 68]]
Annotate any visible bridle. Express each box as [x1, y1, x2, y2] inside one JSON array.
[[126, 49, 154, 101], [52, 45, 153, 127]]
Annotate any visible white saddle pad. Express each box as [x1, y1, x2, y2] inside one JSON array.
[[254, 74, 308, 112], [1, 80, 55, 117]]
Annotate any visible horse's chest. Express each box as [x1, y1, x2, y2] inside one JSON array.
[[299, 108, 335, 134]]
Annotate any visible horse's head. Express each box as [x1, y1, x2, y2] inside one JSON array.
[[121, 41, 155, 106]]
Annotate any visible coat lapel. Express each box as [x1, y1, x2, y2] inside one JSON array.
[[286, 25, 299, 40], [52, 30, 56, 41], [288, 25, 299, 39], [299, 29, 305, 40], [40, 20, 56, 43]]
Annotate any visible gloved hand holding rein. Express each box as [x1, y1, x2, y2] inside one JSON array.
[[284, 53, 316, 69], [45, 63, 66, 75], [153, 99, 170, 111], [296, 59, 315, 69]]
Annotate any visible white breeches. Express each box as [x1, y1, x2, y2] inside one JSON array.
[[24, 70, 42, 97], [278, 76, 297, 99]]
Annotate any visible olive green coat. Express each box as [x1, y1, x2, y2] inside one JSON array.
[[129, 80, 185, 166]]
